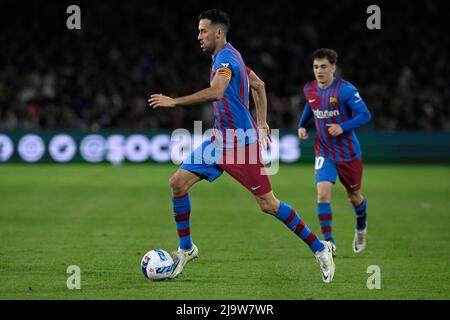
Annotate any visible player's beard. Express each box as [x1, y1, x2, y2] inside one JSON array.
[[203, 39, 216, 55]]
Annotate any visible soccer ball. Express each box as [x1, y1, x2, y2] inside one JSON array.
[[141, 249, 175, 280]]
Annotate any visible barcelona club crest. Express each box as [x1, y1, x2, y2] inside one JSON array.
[[329, 97, 338, 107]]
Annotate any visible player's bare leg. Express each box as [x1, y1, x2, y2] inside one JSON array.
[[317, 182, 332, 203], [346, 188, 368, 253], [169, 169, 202, 278], [317, 182, 336, 257], [254, 191, 280, 215], [346, 188, 364, 207], [169, 168, 202, 197], [255, 191, 335, 283]]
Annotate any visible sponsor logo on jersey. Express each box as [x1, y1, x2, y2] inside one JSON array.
[[313, 109, 340, 119]]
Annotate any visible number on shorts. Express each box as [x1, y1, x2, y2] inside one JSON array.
[[315, 156, 325, 170]]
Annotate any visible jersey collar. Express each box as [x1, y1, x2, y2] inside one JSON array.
[[212, 42, 230, 63], [317, 77, 337, 91]]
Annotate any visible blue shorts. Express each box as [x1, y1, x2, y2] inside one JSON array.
[[180, 140, 223, 182], [180, 140, 273, 195], [315, 156, 363, 191]]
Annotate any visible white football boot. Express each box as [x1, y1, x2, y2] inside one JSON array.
[[330, 242, 337, 258], [170, 243, 199, 279], [315, 241, 335, 283], [352, 227, 367, 253]]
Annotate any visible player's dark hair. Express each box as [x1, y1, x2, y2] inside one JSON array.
[[198, 9, 230, 35], [312, 48, 338, 65]]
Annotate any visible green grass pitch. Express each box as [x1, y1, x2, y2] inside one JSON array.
[[0, 163, 449, 299]]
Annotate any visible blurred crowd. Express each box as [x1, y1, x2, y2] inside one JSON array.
[[0, 0, 448, 132]]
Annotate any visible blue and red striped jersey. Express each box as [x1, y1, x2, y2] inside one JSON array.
[[210, 43, 258, 147], [298, 78, 371, 162]]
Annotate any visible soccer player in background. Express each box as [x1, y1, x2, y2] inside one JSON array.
[[148, 9, 335, 283], [297, 48, 372, 256]]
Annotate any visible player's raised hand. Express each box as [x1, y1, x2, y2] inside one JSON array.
[[298, 127, 309, 140], [258, 122, 271, 150], [326, 123, 343, 136], [148, 94, 177, 108]]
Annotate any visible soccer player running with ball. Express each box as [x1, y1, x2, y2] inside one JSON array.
[[148, 9, 335, 283], [297, 48, 372, 257]]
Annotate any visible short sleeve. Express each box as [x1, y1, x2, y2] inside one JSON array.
[[213, 50, 236, 80]]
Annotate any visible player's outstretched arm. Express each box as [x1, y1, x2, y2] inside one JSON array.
[[148, 73, 230, 108], [248, 69, 271, 148]]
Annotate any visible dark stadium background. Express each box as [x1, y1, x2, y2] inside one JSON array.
[[0, 0, 448, 132]]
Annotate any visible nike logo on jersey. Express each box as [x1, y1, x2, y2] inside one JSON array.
[[251, 185, 261, 191], [309, 99, 316, 103], [350, 184, 359, 188]]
